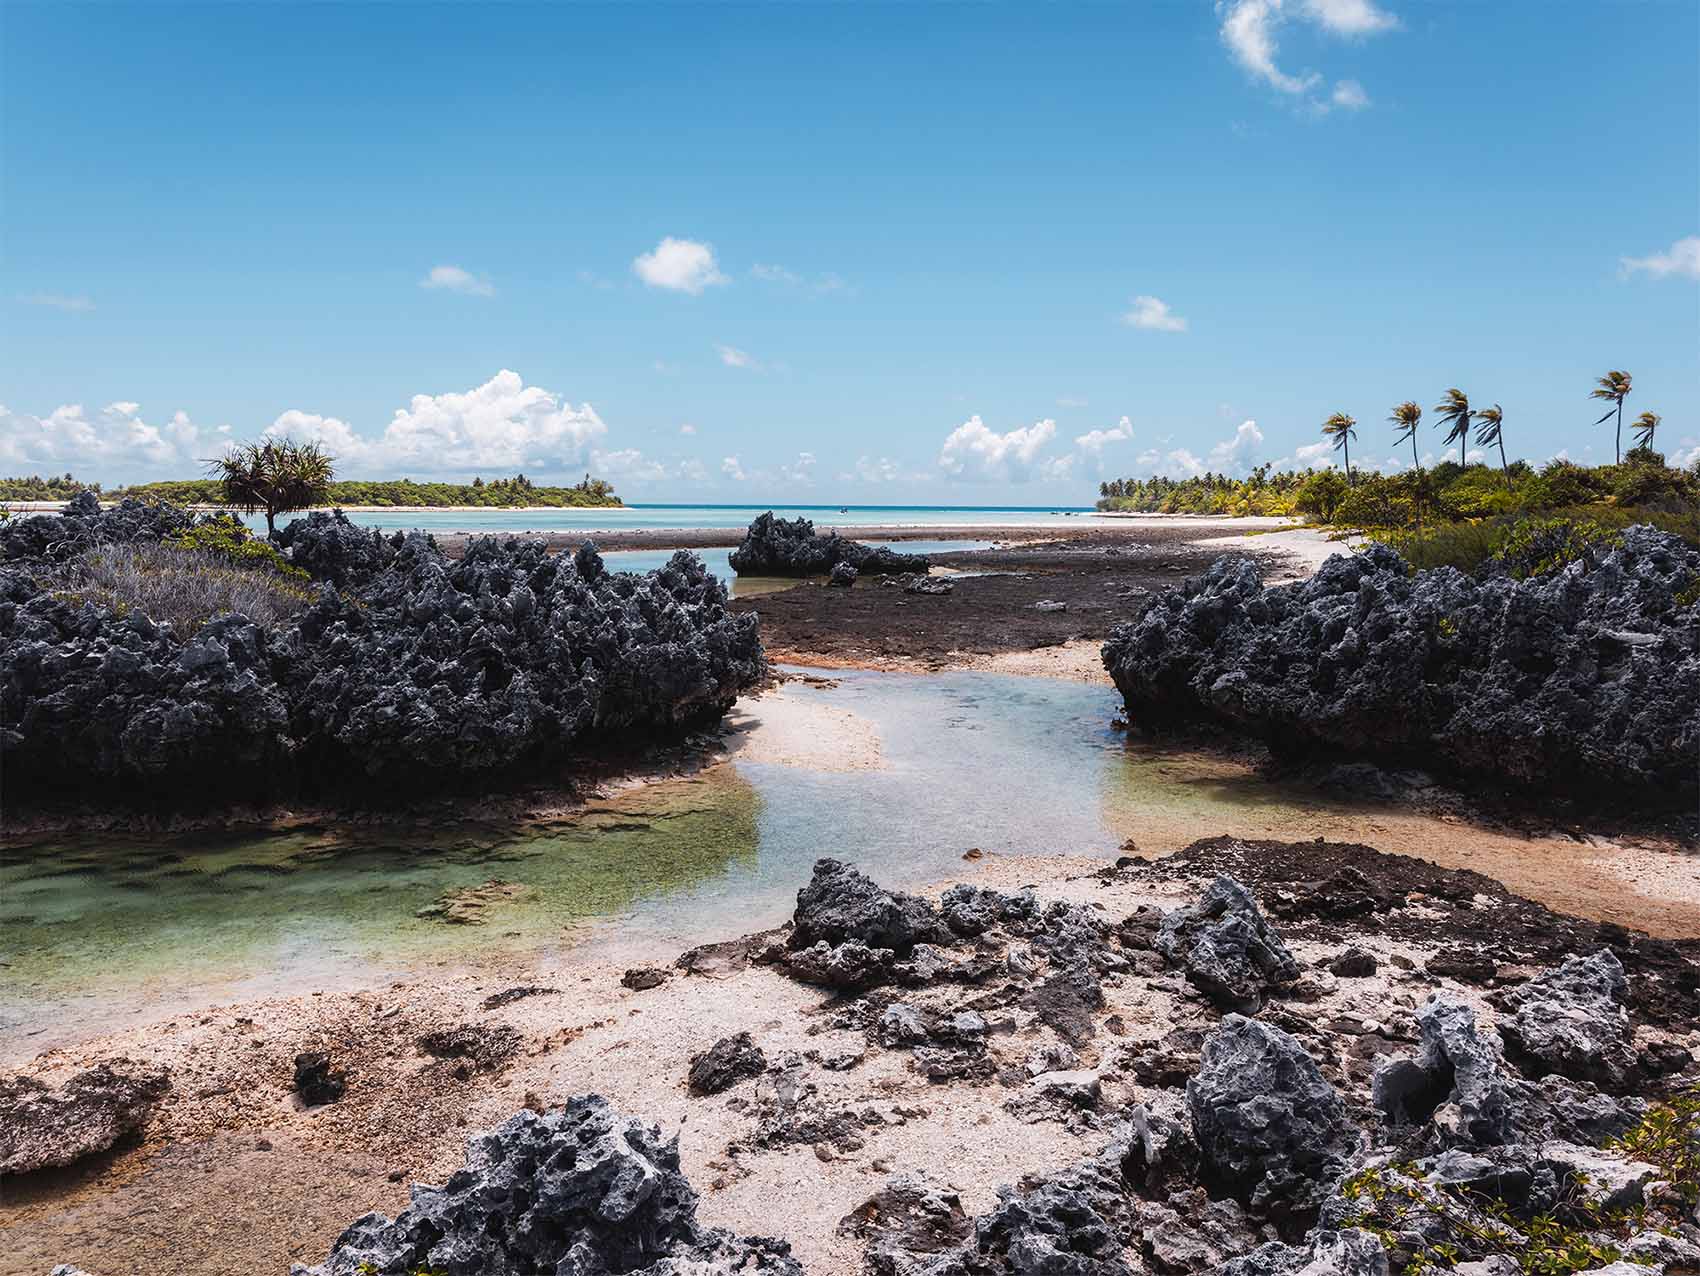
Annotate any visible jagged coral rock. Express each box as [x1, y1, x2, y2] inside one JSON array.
[[0, 1064, 171, 1175], [3, 505, 764, 803], [1156, 875, 1299, 1012], [1499, 949, 1637, 1093], [1102, 532, 1700, 804], [729, 512, 930, 577], [293, 1095, 800, 1276]]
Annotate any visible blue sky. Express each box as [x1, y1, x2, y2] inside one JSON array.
[[4, 0, 1696, 500]]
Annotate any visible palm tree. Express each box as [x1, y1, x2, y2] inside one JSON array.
[[1590, 370, 1633, 463], [207, 437, 335, 539], [1433, 388, 1473, 467], [1389, 401, 1423, 472], [1631, 410, 1661, 453], [1473, 405, 1511, 488], [1321, 412, 1358, 485]]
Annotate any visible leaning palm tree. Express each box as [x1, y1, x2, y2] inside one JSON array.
[[1321, 412, 1358, 485], [1631, 410, 1661, 453], [1389, 401, 1423, 472], [207, 437, 335, 539], [1433, 388, 1473, 468], [1590, 370, 1633, 463], [1473, 405, 1511, 488]]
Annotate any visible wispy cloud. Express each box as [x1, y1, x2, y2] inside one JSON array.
[[716, 343, 758, 370], [420, 264, 495, 296], [20, 292, 96, 313], [633, 237, 728, 294], [679, 423, 697, 436], [1621, 235, 1700, 281], [750, 263, 800, 285], [1122, 295, 1188, 332], [1218, 0, 1396, 110]]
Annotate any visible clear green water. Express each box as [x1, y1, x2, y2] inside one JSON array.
[[0, 669, 1290, 1047]]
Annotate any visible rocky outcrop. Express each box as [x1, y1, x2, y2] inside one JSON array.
[[1499, 950, 1636, 1093], [293, 1095, 800, 1276], [829, 561, 859, 587], [0, 1064, 171, 1175], [1371, 994, 1643, 1151], [783, 859, 944, 989], [2, 503, 765, 806], [292, 1052, 345, 1106], [729, 513, 930, 577], [0, 492, 193, 563], [1188, 1016, 1359, 1216], [1156, 875, 1299, 1012], [689, 1033, 767, 1096], [273, 510, 399, 589], [1101, 531, 1700, 805]]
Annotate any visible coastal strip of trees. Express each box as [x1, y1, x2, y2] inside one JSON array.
[[0, 469, 622, 510]]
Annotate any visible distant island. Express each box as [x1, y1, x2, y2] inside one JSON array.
[[0, 471, 622, 509]]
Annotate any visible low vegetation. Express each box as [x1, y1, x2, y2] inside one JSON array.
[[106, 471, 621, 510], [0, 473, 102, 502], [48, 540, 315, 635]]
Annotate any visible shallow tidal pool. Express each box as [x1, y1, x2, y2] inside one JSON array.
[[4, 666, 1688, 1050]]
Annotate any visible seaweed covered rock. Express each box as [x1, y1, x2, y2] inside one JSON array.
[[274, 510, 400, 589], [1188, 1016, 1359, 1216], [1499, 950, 1636, 1093], [729, 512, 930, 577], [0, 1064, 171, 1175], [293, 1095, 800, 1276], [2, 506, 765, 804], [1156, 875, 1299, 1012], [1101, 530, 1700, 804]]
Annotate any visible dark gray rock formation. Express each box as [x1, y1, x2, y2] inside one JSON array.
[[1156, 875, 1299, 1011], [292, 1095, 800, 1276], [729, 513, 930, 577], [3, 502, 765, 806], [829, 561, 859, 587], [1371, 995, 1518, 1147], [273, 510, 399, 589], [688, 1032, 767, 1096], [1500, 950, 1636, 1092], [789, 858, 943, 954], [0, 492, 193, 563], [292, 1052, 345, 1106], [1101, 531, 1700, 805], [1371, 994, 1643, 1151], [1213, 1230, 1389, 1276], [0, 1064, 171, 1175], [1187, 1015, 1358, 1215], [416, 1024, 522, 1071]]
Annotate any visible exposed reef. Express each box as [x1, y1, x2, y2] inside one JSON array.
[[292, 1095, 801, 1276], [1101, 531, 1700, 806], [1, 498, 765, 809], [729, 512, 931, 577]]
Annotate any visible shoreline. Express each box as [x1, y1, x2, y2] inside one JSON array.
[[5, 835, 1696, 1275]]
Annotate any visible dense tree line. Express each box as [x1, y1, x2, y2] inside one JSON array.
[[2, 471, 621, 509]]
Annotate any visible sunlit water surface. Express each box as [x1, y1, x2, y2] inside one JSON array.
[[1, 669, 1300, 1048]]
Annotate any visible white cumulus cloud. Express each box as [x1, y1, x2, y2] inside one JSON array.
[[633, 237, 728, 294], [1300, 0, 1398, 35], [420, 264, 495, 296], [1122, 295, 1188, 332], [1208, 419, 1266, 474], [1075, 416, 1135, 453], [716, 344, 758, 370], [0, 400, 224, 472], [1621, 235, 1700, 281], [938, 416, 1059, 482]]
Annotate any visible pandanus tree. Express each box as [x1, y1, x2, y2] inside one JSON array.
[[1321, 412, 1358, 485], [207, 437, 335, 539], [1590, 370, 1633, 463], [1433, 388, 1473, 467], [1632, 410, 1661, 453], [1474, 404, 1511, 488]]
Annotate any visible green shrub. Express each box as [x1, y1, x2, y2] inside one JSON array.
[[1490, 517, 1623, 579], [1609, 1088, 1699, 1205], [165, 517, 309, 582], [1294, 470, 1351, 522]]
